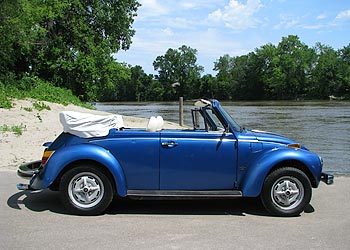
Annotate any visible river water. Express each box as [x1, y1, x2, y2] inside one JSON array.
[[95, 101, 350, 175]]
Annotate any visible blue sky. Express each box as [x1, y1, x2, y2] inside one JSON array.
[[116, 0, 350, 75]]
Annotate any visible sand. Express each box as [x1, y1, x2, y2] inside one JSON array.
[[0, 99, 183, 169]]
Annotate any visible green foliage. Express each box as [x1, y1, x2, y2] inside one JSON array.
[[0, 0, 140, 101], [22, 107, 33, 112], [0, 83, 13, 108], [0, 124, 26, 136], [153, 45, 204, 100], [0, 75, 91, 108], [32, 101, 51, 111], [213, 36, 350, 100]]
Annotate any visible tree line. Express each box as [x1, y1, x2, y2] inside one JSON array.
[[1, 1, 349, 102]]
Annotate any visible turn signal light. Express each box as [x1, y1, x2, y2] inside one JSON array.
[[41, 150, 54, 165], [288, 143, 301, 149]]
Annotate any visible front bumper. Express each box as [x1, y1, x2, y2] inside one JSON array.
[[321, 172, 334, 185]]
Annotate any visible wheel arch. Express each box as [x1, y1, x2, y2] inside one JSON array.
[[240, 149, 321, 197], [50, 159, 117, 194], [31, 144, 128, 196], [268, 160, 317, 188]]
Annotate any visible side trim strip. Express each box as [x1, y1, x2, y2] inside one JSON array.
[[127, 190, 242, 198]]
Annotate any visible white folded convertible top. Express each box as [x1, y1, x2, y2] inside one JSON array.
[[59, 111, 124, 138]]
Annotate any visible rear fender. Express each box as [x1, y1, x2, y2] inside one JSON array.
[[30, 144, 127, 196], [240, 148, 322, 197]]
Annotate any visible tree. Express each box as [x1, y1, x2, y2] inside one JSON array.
[[153, 45, 204, 100], [118, 65, 154, 101], [310, 43, 340, 98], [254, 36, 316, 100], [0, 0, 48, 76], [338, 44, 350, 98], [0, 0, 140, 101], [276, 35, 315, 99], [196, 74, 218, 99], [213, 53, 264, 100]]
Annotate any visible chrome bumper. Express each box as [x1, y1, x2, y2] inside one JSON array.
[[17, 160, 41, 191], [17, 160, 41, 179], [321, 172, 334, 185], [17, 183, 33, 191]]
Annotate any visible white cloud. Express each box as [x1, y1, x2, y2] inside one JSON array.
[[335, 9, 350, 20], [162, 27, 174, 36], [273, 14, 300, 29], [316, 13, 327, 20], [137, 0, 169, 19], [208, 0, 263, 30], [178, 0, 226, 10]]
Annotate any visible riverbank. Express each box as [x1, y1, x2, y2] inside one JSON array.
[[0, 99, 183, 169]]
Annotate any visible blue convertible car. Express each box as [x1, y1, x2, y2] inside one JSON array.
[[17, 99, 333, 216]]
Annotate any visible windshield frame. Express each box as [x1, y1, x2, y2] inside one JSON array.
[[214, 102, 242, 132]]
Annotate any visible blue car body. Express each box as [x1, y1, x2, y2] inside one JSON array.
[[18, 99, 333, 216]]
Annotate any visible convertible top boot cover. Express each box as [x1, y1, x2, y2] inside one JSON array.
[[59, 111, 124, 138]]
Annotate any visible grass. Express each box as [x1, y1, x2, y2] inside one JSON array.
[[0, 75, 92, 109], [32, 101, 51, 111], [0, 124, 26, 136]]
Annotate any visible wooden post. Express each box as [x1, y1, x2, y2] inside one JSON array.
[[179, 97, 184, 126]]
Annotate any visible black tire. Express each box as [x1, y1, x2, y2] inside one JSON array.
[[261, 167, 312, 217], [59, 164, 113, 215]]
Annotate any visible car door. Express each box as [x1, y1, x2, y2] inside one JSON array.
[[159, 130, 237, 190]]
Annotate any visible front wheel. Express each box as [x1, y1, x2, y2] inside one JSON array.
[[261, 167, 312, 217], [59, 164, 113, 215]]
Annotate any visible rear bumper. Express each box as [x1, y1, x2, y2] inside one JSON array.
[[17, 183, 34, 191], [321, 172, 334, 185], [17, 160, 41, 179], [17, 160, 41, 191]]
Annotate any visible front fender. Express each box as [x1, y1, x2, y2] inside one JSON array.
[[240, 148, 322, 197], [30, 144, 127, 196]]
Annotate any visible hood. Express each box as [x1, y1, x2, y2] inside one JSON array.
[[250, 129, 297, 145]]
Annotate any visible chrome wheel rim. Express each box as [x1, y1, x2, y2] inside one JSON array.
[[68, 172, 104, 209], [271, 176, 304, 211]]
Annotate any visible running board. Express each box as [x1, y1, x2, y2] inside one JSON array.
[[127, 190, 242, 198]]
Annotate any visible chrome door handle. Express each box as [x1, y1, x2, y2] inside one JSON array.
[[161, 141, 178, 148]]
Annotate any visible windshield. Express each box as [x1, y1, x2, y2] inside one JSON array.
[[216, 104, 242, 132]]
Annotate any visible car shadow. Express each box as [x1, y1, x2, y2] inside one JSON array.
[[106, 197, 269, 216], [7, 190, 315, 217], [7, 190, 69, 215]]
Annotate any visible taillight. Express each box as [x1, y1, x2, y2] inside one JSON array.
[[41, 150, 54, 165], [287, 143, 301, 149]]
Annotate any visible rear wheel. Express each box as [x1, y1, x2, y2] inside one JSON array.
[[261, 167, 312, 217], [59, 164, 113, 215]]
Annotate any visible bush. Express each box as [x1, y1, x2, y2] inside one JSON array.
[[0, 75, 92, 109]]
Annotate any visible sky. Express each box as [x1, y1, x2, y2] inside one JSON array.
[[115, 0, 350, 75]]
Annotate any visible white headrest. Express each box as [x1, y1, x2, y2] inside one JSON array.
[[146, 116, 163, 132]]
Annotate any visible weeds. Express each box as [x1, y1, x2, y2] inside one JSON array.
[[0, 75, 92, 109], [0, 124, 26, 136], [35, 113, 42, 122], [33, 101, 51, 111], [22, 107, 33, 112]]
